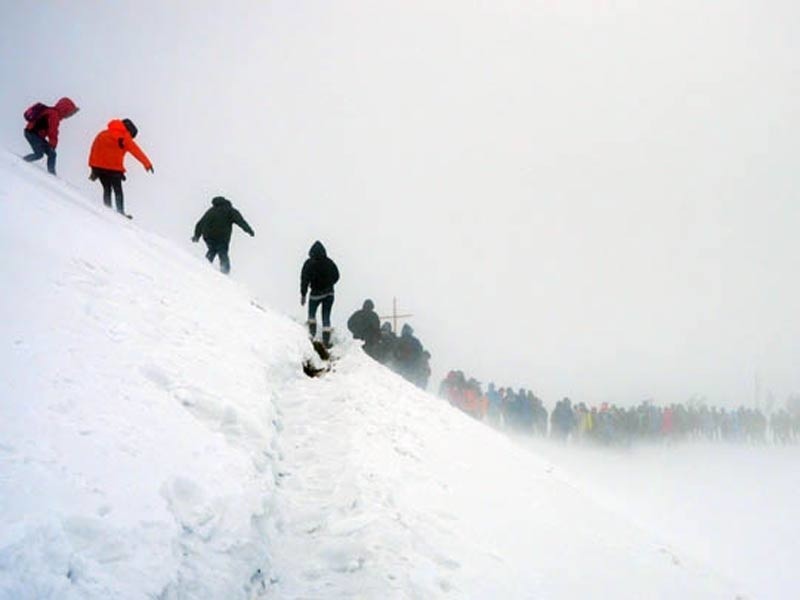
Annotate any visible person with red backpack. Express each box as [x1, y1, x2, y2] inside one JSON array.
[[22, 98, 79, 176], [88, 118, 154, 216]]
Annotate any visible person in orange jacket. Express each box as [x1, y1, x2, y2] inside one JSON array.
[[88, 118, 153, 216]]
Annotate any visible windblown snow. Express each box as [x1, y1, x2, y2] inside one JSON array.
[[0, 152, 761, 598]]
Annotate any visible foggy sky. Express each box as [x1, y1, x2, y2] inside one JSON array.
[[1, 0, 798, 407]]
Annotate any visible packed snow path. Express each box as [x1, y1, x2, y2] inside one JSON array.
[[268, 351, 743, 599], [0, 152, 745, 598]]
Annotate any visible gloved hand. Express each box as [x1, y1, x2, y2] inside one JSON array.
[[300, 295, 306, 306], [88, 170, 98, 181], [146, 166, 154, 174], [249, 231, 255, 237], [191, 236, 199, 243]]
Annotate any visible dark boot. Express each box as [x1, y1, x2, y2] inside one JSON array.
[[322, 327, 332, 348], [307, 320, 317, 338]]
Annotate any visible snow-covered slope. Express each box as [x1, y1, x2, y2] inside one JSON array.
[[0, 153, 742, 599]]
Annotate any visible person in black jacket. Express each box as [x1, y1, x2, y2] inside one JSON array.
[[374, 322, 397, 366], [347, 299, 381, 357], [301, 241, 340, 347], [394, 324, 424, 382], [192, 196, 254, 274]]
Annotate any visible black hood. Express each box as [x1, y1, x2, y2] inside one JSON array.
[[212, 196, 232, 208], [309, 241, 327, 259], [122, 118, 138, 139], [363, 299, 374, 311]]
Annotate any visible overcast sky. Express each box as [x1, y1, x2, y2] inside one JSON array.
[[2, 0, 798, 407]]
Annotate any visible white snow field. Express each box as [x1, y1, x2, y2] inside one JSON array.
[[520, 439, 800, 600], [0, 151, 751, 599]]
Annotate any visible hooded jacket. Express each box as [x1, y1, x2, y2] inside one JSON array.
[[194, 197, 254, 244], [88, 119, 152, 173], [394, 324, 423, 364], [347, 299, 381, 343], [25, 97, 79, 149], [301, 241, 340, 299]]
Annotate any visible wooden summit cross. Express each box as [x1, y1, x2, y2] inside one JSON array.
[[380, 297, 413, 333]]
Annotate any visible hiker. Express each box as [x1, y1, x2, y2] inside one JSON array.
[[417, 350, 432, 390], [551, 398, 576, 441], [22, 97, 79, 175], [88, 119, 153, 215], [374, 322, 398, 366], [300, 241, 340, 347], [192, 196, 254, 274], [347, 299, 381, 357], [393, 324, 424, 384]]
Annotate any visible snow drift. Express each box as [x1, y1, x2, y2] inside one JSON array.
[[0, 153, 744, 598]]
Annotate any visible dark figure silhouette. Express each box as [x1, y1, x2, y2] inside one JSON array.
[[347, 299, 381, 357], [192, 196, 254, 273], [301, 241, 340, 347]]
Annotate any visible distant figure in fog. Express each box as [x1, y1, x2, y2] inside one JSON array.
[[551, 397, 575, 440], [375, 322, 398, 366], [347, 299, 381, 357], [417, 350, 432, 390], [192, 196, 254, 274], [394, 324, 424, 385], [301, 241, 340, 348], [486, 383, 502, 426]]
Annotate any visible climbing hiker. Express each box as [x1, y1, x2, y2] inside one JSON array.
[[192, 196, 254, 274], [300, 241, 340, 348], [22, 97, 79, 175], [88, 118, 153, 216]]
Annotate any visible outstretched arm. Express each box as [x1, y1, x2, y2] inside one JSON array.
[[125, 137, 153, 171], [232, 210, 254, 236]]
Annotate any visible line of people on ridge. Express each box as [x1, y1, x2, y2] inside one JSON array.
[[439, 371, 800, 445], [21, 97, 341, 349], [347, 300, 431, 388], [440, 372, 547, 433]]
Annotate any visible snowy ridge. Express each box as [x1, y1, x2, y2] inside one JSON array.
[[0, 151, 741, 599]]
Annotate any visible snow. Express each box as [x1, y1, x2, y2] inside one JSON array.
[[0, 151, 785, 598], [521, 439, 800, 600]]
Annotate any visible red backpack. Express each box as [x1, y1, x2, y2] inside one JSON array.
[[23, 102, 48, 123]]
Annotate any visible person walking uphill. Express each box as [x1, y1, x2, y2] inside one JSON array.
[[22, 97, 79, 175], [88, 119, 153, 216], [192, 196, 254, 274], [301, 241, 340, 348]]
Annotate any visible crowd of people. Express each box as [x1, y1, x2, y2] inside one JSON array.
[[20, 100, 800, 422], [347, 301, 431, 388], [439, 371, 800, 446]]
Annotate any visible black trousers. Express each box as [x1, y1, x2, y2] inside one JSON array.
[[92, 168, 125, 213], [308, 294, 334, 328], [204, 239, 230, 274]]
